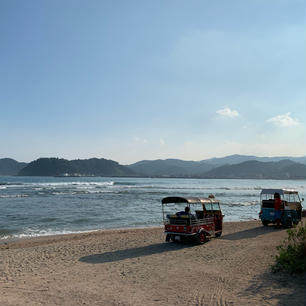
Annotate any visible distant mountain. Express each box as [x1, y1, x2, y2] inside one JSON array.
[[2, 154, 305, 179], [200, 160, 306, 179], [18, 158, 135, 177], [202, 154, 306, 166], [0, 158, 27, 175], [127, 159, 214, 177], [127, 155, 306, 178]]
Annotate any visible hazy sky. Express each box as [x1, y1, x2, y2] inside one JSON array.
[[1, 0, 305, 164]]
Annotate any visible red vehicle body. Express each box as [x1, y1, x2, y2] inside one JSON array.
[[162, 196, 223, 244]]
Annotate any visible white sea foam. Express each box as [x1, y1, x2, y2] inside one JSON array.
[[0, 194, 28, 198], [4, 181, 114, 189], [52, 192, 78, 195], [14, 228, 100, 239], [34, 181, 115, 187], [223, 201, 258, 206]]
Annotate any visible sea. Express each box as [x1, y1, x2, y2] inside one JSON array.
[[0, 176, 305, 240]]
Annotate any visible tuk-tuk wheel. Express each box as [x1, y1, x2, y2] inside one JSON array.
[[165, 234, 171, 242], [262, 220, 269, 226], [196, 231, 206, 244], [285, 219, 293, 228], [215, 231, 222, 238]]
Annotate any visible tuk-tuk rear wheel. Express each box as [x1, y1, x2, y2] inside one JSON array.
[[262, 220, 269, 226], [215, 231, 222, 238], [285, 219, 293, 228], [170, 235, 177, 242]]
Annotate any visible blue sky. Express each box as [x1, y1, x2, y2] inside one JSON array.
[[0, 0, 305, 164]]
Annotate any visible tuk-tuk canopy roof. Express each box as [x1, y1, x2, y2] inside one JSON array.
[[260, 188, 298, 195], [161, 196, 219, 204]]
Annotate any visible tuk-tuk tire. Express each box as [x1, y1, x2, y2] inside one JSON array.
[[285, 218, 293, 228], [196, 231, 207, 244], [170, 235, 177, 243], [293, 220, 299, 226], [262, 220, 269, 226], [215, 231, 222, 238], [165, 234, 171, 242]]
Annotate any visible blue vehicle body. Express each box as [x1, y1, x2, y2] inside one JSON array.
[[259, 189, 303, 227], [260, 207, 299, 226]]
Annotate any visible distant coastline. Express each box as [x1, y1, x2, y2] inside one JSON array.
[[1, 154, 305, 179]]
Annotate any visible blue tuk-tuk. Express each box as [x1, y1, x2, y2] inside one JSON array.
[[259, 189, 303, 227]]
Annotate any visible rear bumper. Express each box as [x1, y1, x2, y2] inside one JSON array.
[[260, 212, 300, 223], [164, 231, 196, 236]]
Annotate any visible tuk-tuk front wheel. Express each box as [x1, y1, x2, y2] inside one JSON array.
[[262, 220, 269, 226], [196, 231, 207, 244]]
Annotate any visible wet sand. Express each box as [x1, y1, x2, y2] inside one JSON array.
[[0, 220, 305, 306]]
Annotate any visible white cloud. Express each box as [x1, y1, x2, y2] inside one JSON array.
[[216, 107, 239, 118], [160, 138, 165, 145], [267, 112, 298, 127]]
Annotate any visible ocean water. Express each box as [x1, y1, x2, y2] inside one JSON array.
[[0, 176, 305, 240]]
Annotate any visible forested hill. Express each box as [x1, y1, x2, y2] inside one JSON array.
[[18, 158, 135, 177], [127, 159, 214, 177], [0, 158, 27, 175]]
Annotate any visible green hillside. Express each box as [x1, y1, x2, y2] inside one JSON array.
[[18, 158, 135, 177]]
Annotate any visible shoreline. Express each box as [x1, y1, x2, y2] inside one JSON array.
[[0, 219, 260, 246], [0, 225, 163, 247]]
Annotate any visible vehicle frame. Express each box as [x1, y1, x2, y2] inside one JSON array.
[[259, 188, 303, 227], [162, 196, 223, 244]]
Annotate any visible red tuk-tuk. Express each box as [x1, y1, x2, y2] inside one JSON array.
[[162, 195, 223, 244]]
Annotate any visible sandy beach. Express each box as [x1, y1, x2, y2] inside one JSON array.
[[0, 220, 305, 306]]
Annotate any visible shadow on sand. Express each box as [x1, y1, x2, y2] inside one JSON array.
[[243, 270, 306, 306], [221, 225, 285, 241], [79, 242, 193, 264]]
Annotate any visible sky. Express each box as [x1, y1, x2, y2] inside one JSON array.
[[0, 0, 305, 164]]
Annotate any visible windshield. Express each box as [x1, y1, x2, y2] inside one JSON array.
[[212, 203, 220, 210], [204, 202, 220, 211], [284, 193, 300, 202], [162, 202, 202, 216], [203, 203, 212, 210], [261, 193, 300, 203]]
